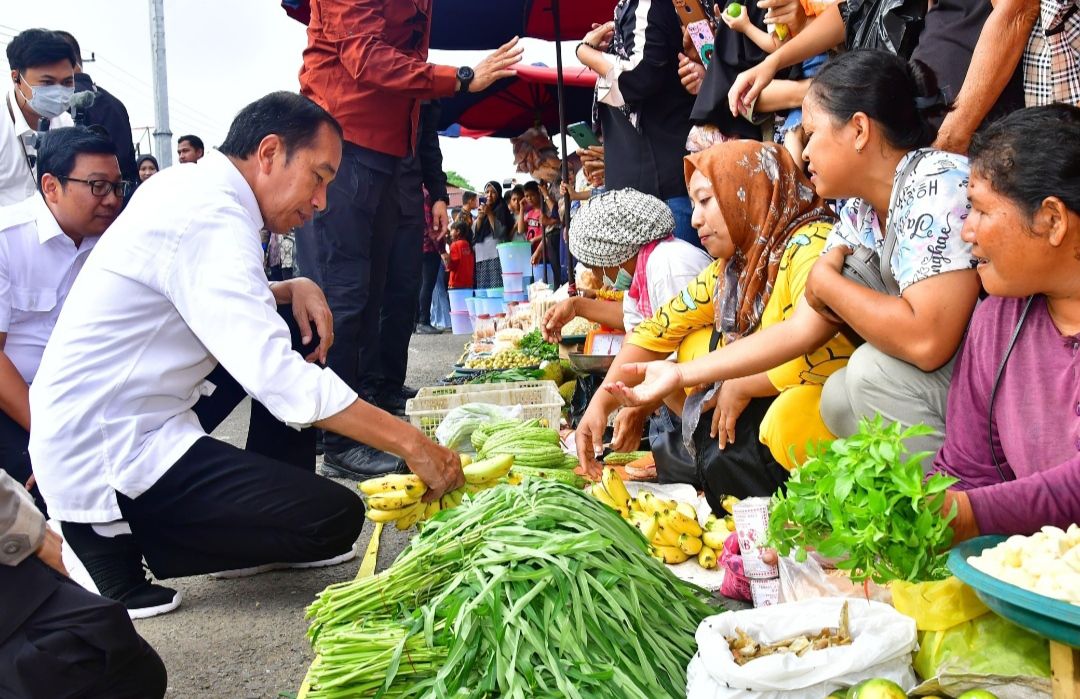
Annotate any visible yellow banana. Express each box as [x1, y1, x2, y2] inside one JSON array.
[[702, 529, 730, 550], [698, 545, 718, 569], [721, 495, 740, 515], [662, 509, 703, 538], [601, 468, 632, 510], [652, 525, 681, 548], [590, 483, 622, 512], [459, 454, 473, 466], [629, 499, 642, 513], [637, 515, 659, 542], [505, 471, 523, 486], [653, 545, 690, 565], [463, 454, 514, 484], [637, 491, 661, 517], [366, 488, 423, 511], [675, 502, 698, 521], [678, 533, 703, 556], [394, 501, 426, 530], [359, 473, 427, 497], [705, 513, 719, 528], [656, 497, 678, 513], [365, 504, 413, 523], [725, 516, 736, 532], [423, 499, 442, 520]]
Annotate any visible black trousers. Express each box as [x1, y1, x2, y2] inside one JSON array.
[[0, 557, 166, 699], [0, 411, 44, 515], [114, 435, 364, 580], [372, 214, 425, 396], [295, 141, 401, 451], [61, 304, 364, 580], [694, 397, 791, 514], [417, 250, 442, 326]]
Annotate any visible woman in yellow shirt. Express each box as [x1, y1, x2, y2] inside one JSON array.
[[576, 140, 854, 506]]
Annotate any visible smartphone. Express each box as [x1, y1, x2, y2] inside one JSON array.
[[671, 0, 710, 25], [687, 18, 716, 67], [566, 122, 601, 150], [478, 196, 487, 205]]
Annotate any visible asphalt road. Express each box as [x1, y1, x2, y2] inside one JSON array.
[[131, 330, 465, 698]]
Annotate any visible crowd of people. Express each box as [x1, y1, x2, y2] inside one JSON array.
[[0, 0, 1077, 693]]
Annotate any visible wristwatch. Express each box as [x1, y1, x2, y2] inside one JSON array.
[[456, 66, 475, 93]]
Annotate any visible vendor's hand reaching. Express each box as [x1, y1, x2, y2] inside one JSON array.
[[678, 53, 706, 96], [469, 37, 524, 93], [542, 298, 577, 343], [284, 277, 334, 365], [603, 360, 685, 408], [710, 379, 752, 449], [611, 406, 648, 453], [405, 439, 465, 502], [574, 406, 608, 480]]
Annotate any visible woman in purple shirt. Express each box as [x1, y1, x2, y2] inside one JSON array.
[[937, 103, 1080, 542]]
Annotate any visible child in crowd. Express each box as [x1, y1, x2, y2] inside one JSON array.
[[720, 0, 830, 164], [442, 221, 475, 290]]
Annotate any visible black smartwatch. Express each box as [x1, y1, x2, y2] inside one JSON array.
[[456, 66, 475, 93]]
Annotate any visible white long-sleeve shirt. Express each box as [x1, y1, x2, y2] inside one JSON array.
[[1, 90, 73, 206], [29, 150, 358, 523]]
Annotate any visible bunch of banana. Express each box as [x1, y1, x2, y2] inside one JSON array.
[[702, 511, 736, 551], [586, 468, 720, 569], [359, 454, 515, 530]]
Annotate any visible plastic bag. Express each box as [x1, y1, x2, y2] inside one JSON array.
[[889, 578, 1051, 699], [778, 552, 892, 605], [686, 598, 918, 699], [434, 403, 522, 450]]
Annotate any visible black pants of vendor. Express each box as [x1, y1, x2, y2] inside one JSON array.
[[0, 411, 45, 515], [695, 397, 790, 514], [0, 557, 166, 699]]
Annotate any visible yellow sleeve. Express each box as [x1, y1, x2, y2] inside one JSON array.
[[764, 222, 855, 390], [629, 259, 721, 354]]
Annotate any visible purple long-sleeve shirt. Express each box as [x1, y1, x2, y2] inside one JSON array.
[[932, 295, 1080, 535]]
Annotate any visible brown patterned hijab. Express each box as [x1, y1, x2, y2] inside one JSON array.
[[684, 141, 834, 344]]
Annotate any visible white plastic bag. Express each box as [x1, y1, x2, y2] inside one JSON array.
[[778, 553, 892, 605], [433, 403, 522, 449], [686, 598, 918, 699]]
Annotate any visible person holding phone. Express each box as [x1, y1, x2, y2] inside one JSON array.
[[575, 1, 699, 248]]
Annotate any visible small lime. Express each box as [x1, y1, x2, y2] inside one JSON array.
[[727, 3, 743, 17]]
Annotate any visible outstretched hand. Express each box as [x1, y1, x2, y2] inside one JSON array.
[[603, 361, 684, 408]]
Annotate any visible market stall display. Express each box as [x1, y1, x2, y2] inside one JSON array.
[[304, 480, 720, 698]]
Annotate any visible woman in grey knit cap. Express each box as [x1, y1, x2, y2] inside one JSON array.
[[542, 188, 711, 341]]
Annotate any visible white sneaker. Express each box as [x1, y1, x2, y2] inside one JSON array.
[[209, 544, 358, 579]]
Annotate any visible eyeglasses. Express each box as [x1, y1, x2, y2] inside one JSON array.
[[60, 177, 132, 198]]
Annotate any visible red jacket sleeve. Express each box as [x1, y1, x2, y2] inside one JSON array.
[[316, 0, 458, 98]]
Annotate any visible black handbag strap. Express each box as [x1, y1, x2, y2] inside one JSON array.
[[879, 150, 929, 298], [987, 295, 1036, 482]]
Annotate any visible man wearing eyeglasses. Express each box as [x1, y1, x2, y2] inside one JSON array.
[[0, 125, 125, 515]]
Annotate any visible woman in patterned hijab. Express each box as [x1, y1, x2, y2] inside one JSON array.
[[684, 140, 833, 345], [575, 140, 853, 508]]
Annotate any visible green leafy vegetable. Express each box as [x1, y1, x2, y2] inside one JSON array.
[[518, 329, 560, 362], [768, 416, 958, 584], [466, 368, 545, 384], [305, 480, 719, 698]]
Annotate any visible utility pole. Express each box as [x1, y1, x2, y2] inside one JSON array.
[[149, 0, 173, 166]]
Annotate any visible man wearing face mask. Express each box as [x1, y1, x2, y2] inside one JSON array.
[[2, 29, 76, 207]]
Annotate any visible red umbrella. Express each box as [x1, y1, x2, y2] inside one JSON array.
[[437, 65, 596, 138]]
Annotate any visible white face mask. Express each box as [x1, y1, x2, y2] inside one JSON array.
[[19, 75, 74, 119]]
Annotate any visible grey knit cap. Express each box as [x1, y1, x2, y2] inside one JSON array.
[[569, 188, 677, 268]]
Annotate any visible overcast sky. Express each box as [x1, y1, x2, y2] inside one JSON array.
[[1, 0, 585, 189]]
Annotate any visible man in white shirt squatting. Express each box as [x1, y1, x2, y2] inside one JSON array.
[[28, 92, 465, 619], [0, 126, 127, 516]]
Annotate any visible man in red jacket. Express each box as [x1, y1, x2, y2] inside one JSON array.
[[295, 0, 521, 478]]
